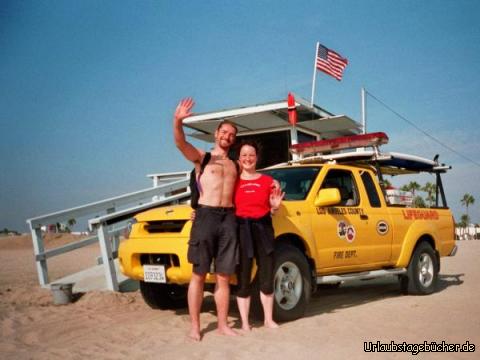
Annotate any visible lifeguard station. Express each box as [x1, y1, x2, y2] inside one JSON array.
[[27, 95, 363, 292], [182, 94, 361, 167]]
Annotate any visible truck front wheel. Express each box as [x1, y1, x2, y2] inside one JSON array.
[[139, 281, 188, 309], [272, 245, 311, 322], [400, 242, 438, 295]]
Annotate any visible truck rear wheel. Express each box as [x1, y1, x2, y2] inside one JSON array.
[[272, 245, 311, 322], [139, 281, 188, 309], [400, 242, 438, 295]]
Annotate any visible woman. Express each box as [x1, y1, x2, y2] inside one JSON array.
[[234, 140, 284, 331]]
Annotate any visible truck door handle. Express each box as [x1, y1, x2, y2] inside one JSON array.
[[360, 214, 369, 220]]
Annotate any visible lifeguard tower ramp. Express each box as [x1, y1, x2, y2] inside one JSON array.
[[27, 95, 362, 292]]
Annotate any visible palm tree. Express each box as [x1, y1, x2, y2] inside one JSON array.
[[459, 214, 470, 240], [422, 182, 436, 207], [401, 181, 421, 195], [460, 194, 475, 218], [408, 181, 421, 196], [400, 184, 409, 192], [413, 196, 426, 208], [67, 218, 76, 229], [401, 181, 423, 207]]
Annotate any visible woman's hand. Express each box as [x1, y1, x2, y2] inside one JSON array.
[[270, 182, 285, 213]]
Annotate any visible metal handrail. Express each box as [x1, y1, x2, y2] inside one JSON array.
[[27, 178, 189, 229], [26, 177, 190, 290]]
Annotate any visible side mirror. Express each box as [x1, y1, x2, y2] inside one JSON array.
[[314, 188, 341, 207]]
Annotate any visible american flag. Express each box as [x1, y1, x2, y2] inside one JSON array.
[[316, 44, 348, 81]]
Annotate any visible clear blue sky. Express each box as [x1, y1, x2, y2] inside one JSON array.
[[1, 0, 479, 232]]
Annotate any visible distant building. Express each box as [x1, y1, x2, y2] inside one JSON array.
[[455, 224, 480, 240], [41, 224, 58, 233], [386, 188, 413, 206]]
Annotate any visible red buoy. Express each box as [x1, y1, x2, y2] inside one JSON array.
[[287, 92, 297, 126]]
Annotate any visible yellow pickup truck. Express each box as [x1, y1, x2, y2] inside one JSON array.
[[118, 141, 456, 321]]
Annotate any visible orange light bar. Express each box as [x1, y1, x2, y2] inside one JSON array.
[[290, 132, 389, 155]]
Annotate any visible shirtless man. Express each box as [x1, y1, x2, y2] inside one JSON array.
[[173, 97, 239, 341]]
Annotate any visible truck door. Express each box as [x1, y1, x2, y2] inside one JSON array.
[[312, 168, 363, 270], [355, 170, 393, 264], [313, 168, 392, 272]]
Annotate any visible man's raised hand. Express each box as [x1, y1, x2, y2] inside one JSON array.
[[174, 97, 195, 122], [173, 97, 203, 163]]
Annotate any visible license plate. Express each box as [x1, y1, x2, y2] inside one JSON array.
[[143, 265, 166, 283]]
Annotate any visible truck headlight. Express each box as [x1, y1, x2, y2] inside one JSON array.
[[124, 218, 137, 239]]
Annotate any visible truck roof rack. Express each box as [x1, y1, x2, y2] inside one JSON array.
[[290, 132, 389, 155], [282, 132, 451, 174]]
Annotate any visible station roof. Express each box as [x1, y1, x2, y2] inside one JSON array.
[[182, 95, 362, 142]]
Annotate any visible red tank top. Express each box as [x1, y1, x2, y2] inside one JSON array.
[[234, 174, 273, 218]]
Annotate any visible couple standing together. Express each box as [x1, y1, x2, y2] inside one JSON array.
[[173, 98, 284, 341]]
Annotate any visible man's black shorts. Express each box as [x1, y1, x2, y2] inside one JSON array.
[[187, 205, 238, 275]]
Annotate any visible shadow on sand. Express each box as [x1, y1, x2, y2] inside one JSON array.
[[304, 272, 464, 318], [174, 272, 465, 329]]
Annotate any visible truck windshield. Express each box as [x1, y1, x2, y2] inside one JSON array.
[[260, 167, 321, 200]]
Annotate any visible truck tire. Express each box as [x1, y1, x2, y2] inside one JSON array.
[[401, 242, 438, 295], [139, 281, 188, 309], [272, 245, 311, 322]]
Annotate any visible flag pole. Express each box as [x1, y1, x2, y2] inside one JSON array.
[[310, 42, 320, 107], [361, 87, 367, 134]]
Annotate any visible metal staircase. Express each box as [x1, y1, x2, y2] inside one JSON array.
[[27, 173, 190, 292]]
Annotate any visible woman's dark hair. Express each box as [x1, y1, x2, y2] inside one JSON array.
[[235, 139, 262, 161]]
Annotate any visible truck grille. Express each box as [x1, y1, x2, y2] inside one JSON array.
[[140, 254, 180, 267], [144, 220, 187, 233]]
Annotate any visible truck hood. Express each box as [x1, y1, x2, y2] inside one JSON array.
[[135, 204, 193, 222]]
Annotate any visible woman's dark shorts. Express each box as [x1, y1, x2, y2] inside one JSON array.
[[236, 216, 275, 298], [188, 205, 238, 275]]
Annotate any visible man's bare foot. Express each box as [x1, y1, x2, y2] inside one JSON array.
[[217, 325, 239, 336], [187, 328, 201, 341], [264, 320, 279, 329]]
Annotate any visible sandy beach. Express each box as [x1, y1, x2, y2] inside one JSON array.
[[0, 234, 478, 359]]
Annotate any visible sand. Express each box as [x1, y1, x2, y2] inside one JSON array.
[[0, 234, 478, 359]]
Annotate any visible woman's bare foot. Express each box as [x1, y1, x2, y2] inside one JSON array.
[[187, 328, 201, 341], [264, 320, 279, 329], [240, 324, 252, 332]]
